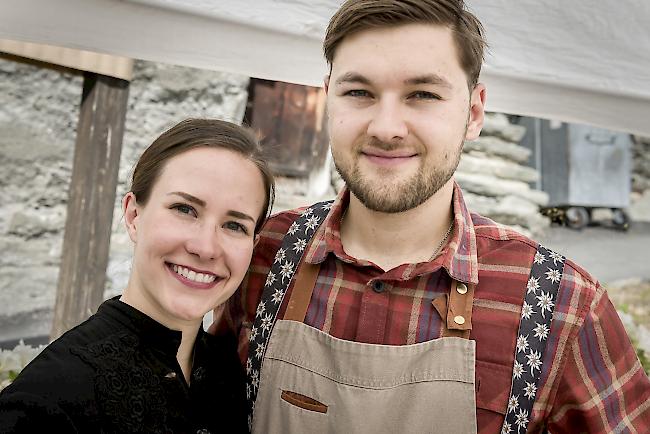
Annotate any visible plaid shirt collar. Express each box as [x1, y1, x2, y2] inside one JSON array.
[[303, 181, 479, 285]]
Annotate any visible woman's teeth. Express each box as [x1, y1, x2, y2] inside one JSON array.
[[172, 264, 217, 283]]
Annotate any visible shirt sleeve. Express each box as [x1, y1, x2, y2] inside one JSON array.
[[547, 285, 650, 432], [0, 390, 80, 433]]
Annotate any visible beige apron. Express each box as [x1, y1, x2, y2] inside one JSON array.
[[252, 262, 478, 434]]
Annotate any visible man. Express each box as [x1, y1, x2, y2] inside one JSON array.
[[218, 1, 650, 432]]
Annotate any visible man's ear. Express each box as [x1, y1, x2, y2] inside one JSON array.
[[465, 83, 487, 141], [323, 75, 330, 94], [123, 192, 140, 243]]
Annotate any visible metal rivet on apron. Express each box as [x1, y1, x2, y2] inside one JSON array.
[[456, 282, 468, 294], [453, 315, 466, 325], [372, 280, 385, 293]]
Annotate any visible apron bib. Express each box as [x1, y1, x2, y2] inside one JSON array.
[[252, 262, 478, 434], [246, 202, 564, 434]]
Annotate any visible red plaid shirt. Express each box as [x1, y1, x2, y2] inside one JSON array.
[[237, 182, 650, 433]]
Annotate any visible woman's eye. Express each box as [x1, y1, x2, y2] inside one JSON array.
[[224, 221, 249, 235], [171, 204, 197, 217]]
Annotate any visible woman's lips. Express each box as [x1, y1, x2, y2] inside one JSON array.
[[166, 262, 222, 289]]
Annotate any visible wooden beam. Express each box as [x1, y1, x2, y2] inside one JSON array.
[[50, 72, 129, 340]]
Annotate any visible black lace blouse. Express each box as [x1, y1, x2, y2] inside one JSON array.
[[0, 297, 248, 433]]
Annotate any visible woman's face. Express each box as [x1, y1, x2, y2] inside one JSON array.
[[123, 147, 266, 329]]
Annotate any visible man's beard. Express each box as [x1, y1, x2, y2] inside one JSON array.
[[333, 138, 463, 214]]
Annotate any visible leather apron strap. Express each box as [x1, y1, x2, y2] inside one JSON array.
[[431, 280, 476, 339], [283, 262, 321, 322]]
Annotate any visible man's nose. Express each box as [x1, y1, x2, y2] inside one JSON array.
[[185, 224, 224, 261], [366, 98, 408, 142]]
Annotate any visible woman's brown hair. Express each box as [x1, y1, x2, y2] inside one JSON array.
[[130, 118, 274, 234]]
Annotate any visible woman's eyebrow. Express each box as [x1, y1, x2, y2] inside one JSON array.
[[227, 210, 256, 223], [167, 191, 205, 207]]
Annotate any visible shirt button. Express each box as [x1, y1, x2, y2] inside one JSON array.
[[456, 282, 468, 294], [372, 281, 385, 293], [454, 315, 466, 325]]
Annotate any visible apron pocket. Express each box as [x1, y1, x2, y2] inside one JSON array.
[[281, 390, 328, 414]]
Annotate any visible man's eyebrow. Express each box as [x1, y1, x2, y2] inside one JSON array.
[[405, 74, 453, 89], [167, 191, 205, 207], [227, 210, 256, 223], [335, 72, 372, 86]]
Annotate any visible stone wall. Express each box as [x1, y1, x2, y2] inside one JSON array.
[[0, 58, 249, 341]]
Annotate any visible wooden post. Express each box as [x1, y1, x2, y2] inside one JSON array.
[[50, 72, 129, 340]]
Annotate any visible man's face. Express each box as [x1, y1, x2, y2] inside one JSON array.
[[325, 23, 485, 213]]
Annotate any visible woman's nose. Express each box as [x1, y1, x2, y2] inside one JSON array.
[[185, 225, 223, 261]]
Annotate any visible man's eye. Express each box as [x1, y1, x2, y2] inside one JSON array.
[[224, 221, 249, 235], [344, 89, 371, 98], [171, 203, 197, 217], [410, 91, 441, 100]]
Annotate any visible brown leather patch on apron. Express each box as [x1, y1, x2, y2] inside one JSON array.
[[281, 390, 328, 414]]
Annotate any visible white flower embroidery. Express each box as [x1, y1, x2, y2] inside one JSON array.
[[246, 358, 252, 375], [305, 215, 320, 233], [515, 408, 529, 430], [249, 325, 258, 342], [527, 276, 540, 295], [524, 381, 537, 400], [533, 252, 546, 265], [536, 291, 554, 318], [271, 288, 283, 305], [254, 342, 266, 360], [521, 301, 535, 320], [279, 260, 295, 283], [513, 360, 524, 379], [303, 207, 313, 217], [246, 383, 251, 399], [533, 322, 550, 341], [545, 267, 561, 284], [526, 349, 542, 376], [265, 271, 276, 288], [501, 421, 512, 434], [507, 395, 519, 414], [287, 221, 299, 236], [321, 202, 333, 211], [292, 238, 307, 254], [251, 369, 259, 391], [516, 334, 529, 354], [549, 250, 564, 265], [255, 301, 266, 317], [260, 312, 273, 335], [274, 247, 286, 264]]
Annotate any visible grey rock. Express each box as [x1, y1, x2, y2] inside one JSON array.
[[482, 112, 527, 143], [464, 135, 532, 164]]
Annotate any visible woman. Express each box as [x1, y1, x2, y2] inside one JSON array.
[[0, 118, 274, 433]]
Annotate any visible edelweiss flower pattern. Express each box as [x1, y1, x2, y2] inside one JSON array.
[[245, 201, 331, 429], [502, 245, 565, 433]]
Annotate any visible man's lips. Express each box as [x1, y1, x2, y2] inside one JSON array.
[[361, 149, 418, 166]]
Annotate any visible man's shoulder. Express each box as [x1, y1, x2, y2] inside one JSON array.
[[470, 211, 600, 311]]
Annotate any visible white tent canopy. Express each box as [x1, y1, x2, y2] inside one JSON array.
[[1, 0, 649, 135]]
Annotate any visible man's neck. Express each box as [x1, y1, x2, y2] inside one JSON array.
[[340, 180, 455, 271]]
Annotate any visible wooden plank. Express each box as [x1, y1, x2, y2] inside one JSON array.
[[50, 72, 129, 340], [245, 79, 329, 177]]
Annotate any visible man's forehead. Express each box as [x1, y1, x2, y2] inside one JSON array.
[[329, 23, 461, 81]]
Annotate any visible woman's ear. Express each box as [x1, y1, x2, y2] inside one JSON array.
[[123, 192, 140, 243]]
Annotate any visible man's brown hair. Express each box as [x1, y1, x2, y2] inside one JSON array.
[[323, 0, 487, 88]]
